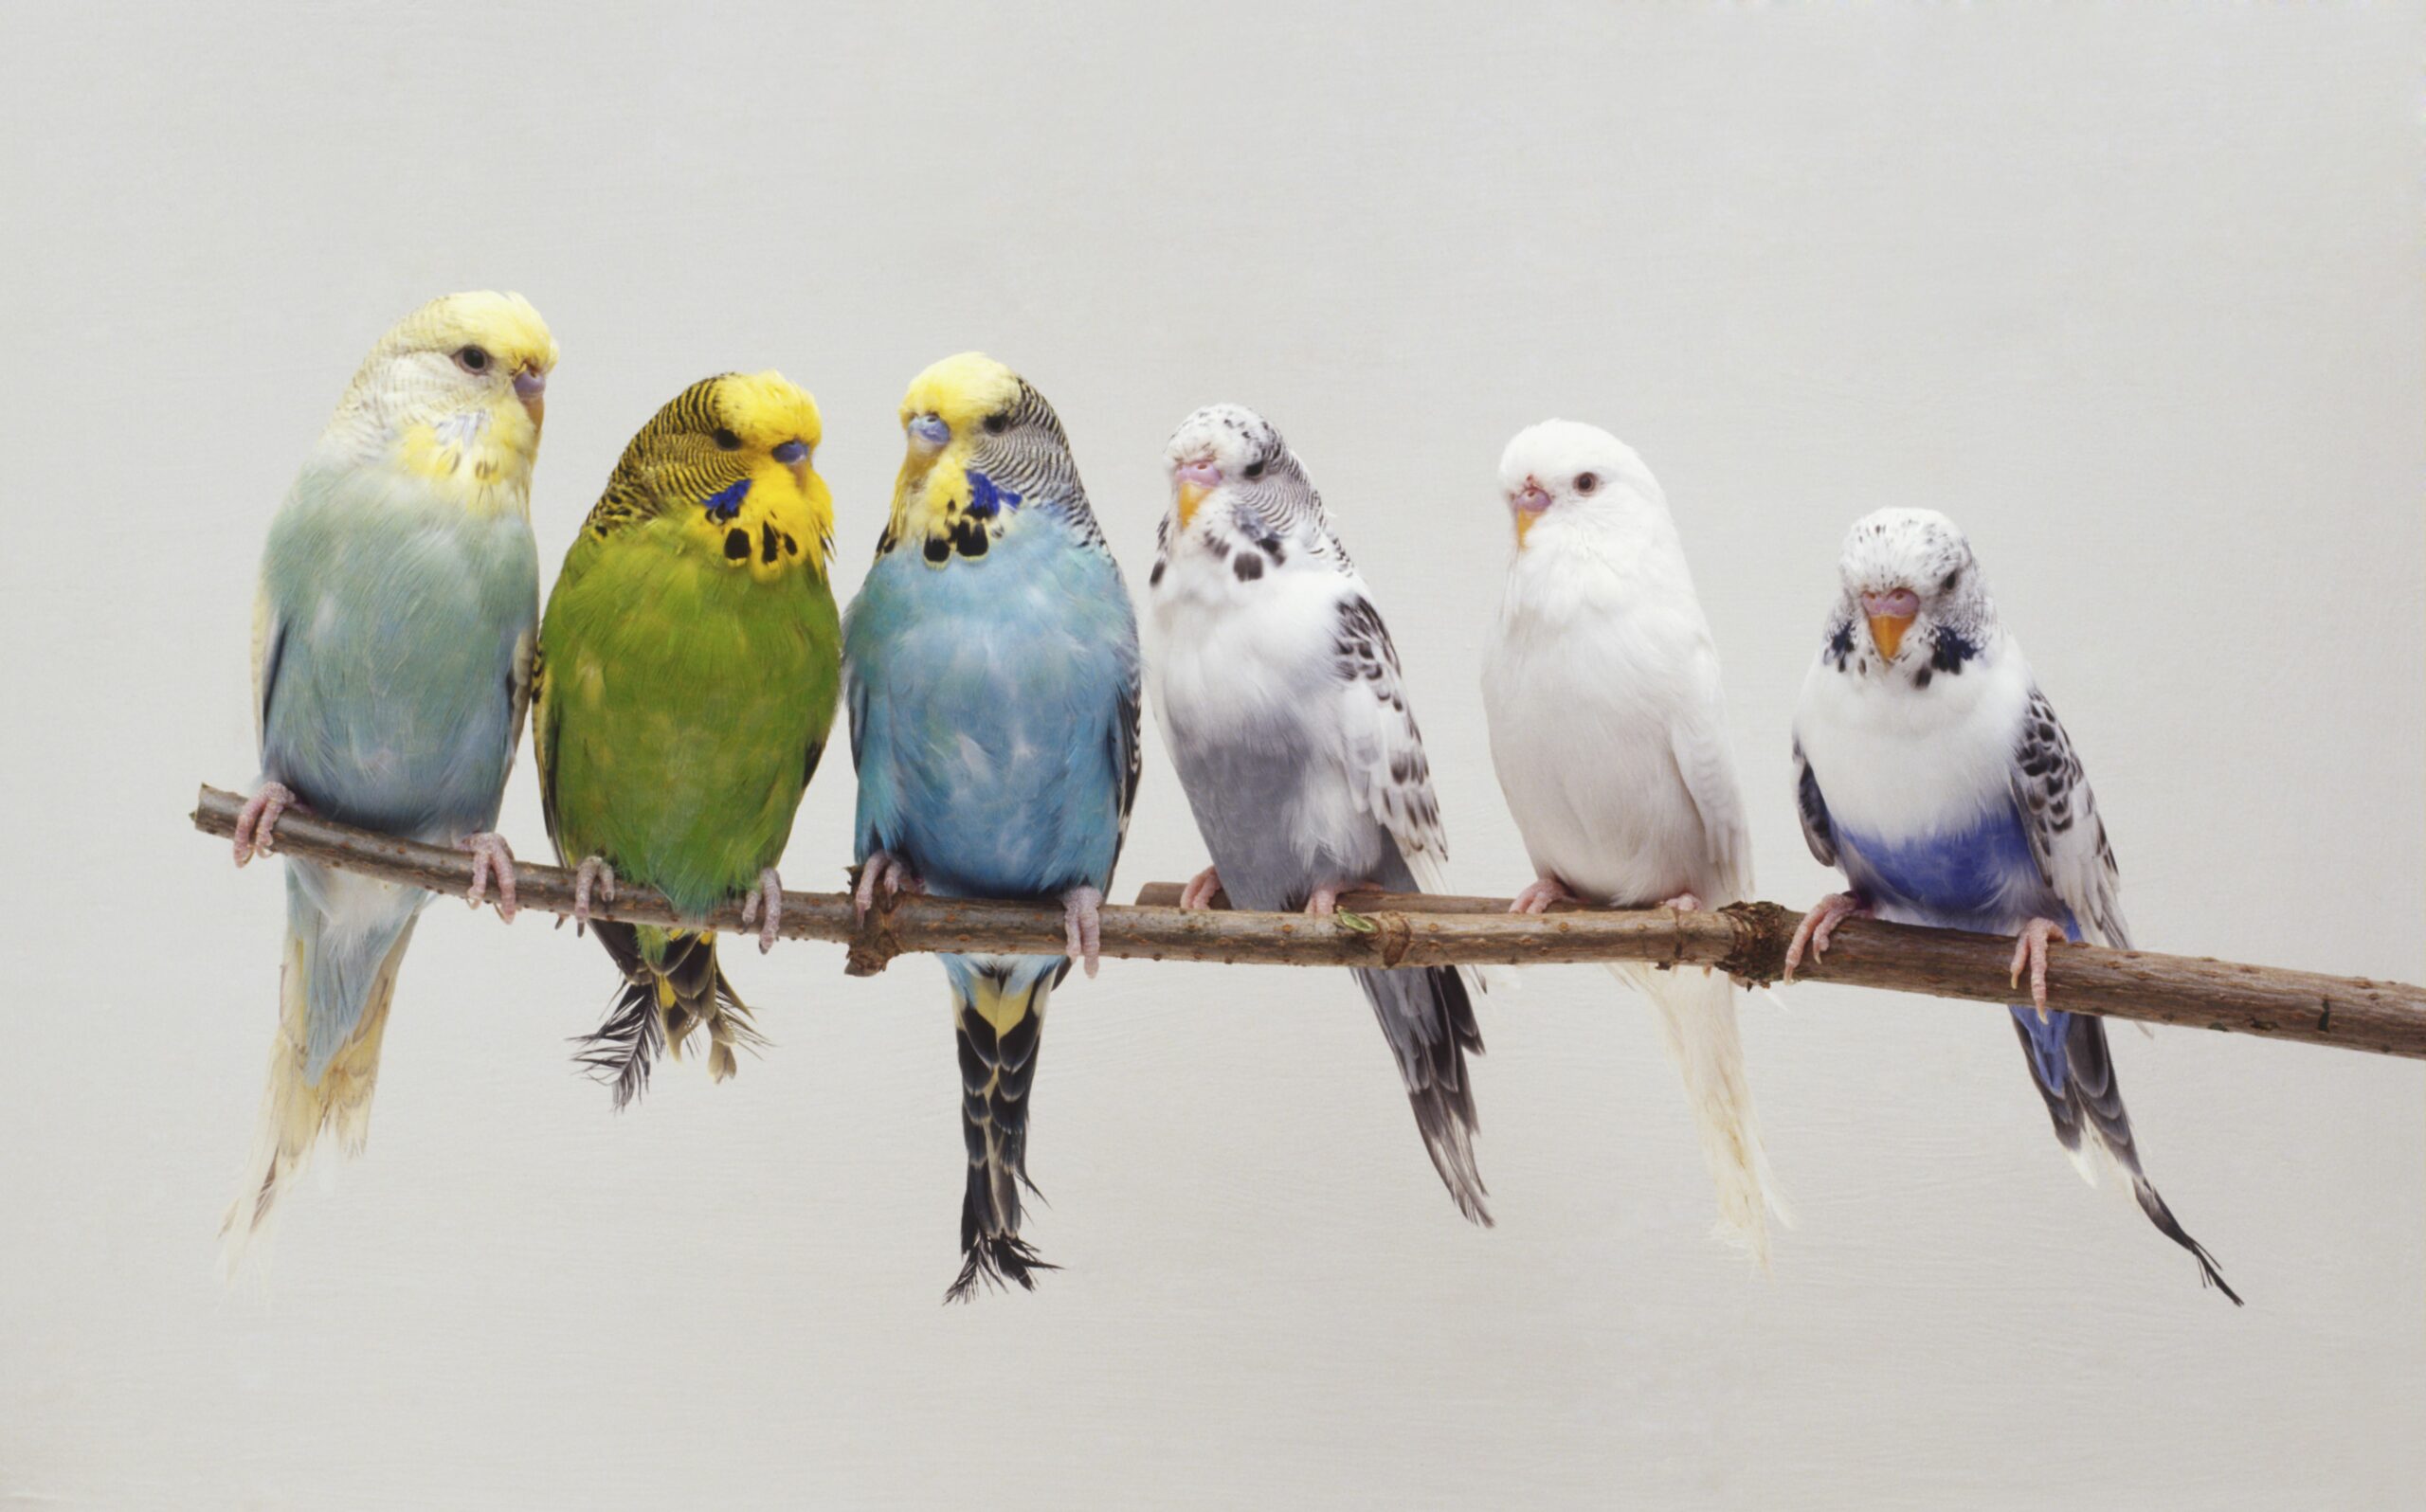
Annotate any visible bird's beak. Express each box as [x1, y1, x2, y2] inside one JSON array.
[[1861, 588, 1921, 660], [1174, 459, 1222, 529], [908, 412, 950, 455], [514, 366, 547, 426], [1512, 477, 1554, 545]]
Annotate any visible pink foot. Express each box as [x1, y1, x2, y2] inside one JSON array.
[[1783, 891, 1869, 981], [1178, 865, 1223, 911], [738, 868, 784, 954], [854, 851, 925, 924], [1303, 883, 1345, 919], [1510, 875, 1583, 915], [1062, 885, 1105, 978], [457, 832, 520, 922], [2010, 917, 2067, 1021], [572, 856, 618, 930], [231, 781, 299, 866], [1659, 891, 1705, 913]]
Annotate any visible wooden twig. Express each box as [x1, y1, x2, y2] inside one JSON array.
[[192, 783, 2426, 1060]]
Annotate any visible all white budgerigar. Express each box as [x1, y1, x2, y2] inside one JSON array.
[[1148, 405, 1489, 1223], [1481, 421, 1785, 1265], [1784, 508, 2239, 1303]]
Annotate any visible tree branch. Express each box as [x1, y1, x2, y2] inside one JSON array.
[[192, 783, 2426, 1060]]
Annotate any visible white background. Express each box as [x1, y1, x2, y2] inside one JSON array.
[[4, 4, 2419, 1506]]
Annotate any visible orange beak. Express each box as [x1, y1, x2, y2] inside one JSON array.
[[1860, 588, 1920, 660], [1173, 458, 1221, 531]]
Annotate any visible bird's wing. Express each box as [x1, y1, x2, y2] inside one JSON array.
[[1331, 592, 1451, 891], [2009, 685, 2131, 949], [1790, 734, 1838, 868], [250, 581, 284, 758], [1667, 646, 1754, 900]]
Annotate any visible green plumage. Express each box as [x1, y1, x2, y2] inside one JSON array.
[[535, 372, 841, 1100]]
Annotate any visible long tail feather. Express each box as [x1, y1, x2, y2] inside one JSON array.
[[1616, 963, 1787, 1269], [1351, 964, 1491, 1225], [946, 958, 1059, 1303], [2011, 1010, 2243, 1305], [220, 896, 418, 1274]]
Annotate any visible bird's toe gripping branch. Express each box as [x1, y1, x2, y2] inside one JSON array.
[[846, 852, 926, 977], [230, 781, 299, 866], [458, 832, 520, 921], [571, 855, 617, 931], [2010, 916, 2067, 1021], [1063, 886, 1105, 979], [739, 867, 783, 954], [1783, 891, 1869, 981]]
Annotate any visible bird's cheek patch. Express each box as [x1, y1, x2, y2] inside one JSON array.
[[697, 476, 811, 581]]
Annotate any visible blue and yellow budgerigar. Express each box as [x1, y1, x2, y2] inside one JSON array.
[[844, 353, 1141, 1301], [225, 291, 557, 1265]]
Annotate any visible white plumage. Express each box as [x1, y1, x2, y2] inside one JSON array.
[[1481, 420, 1785, 1265]]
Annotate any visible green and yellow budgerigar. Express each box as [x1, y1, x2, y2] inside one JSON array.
[[226, 291, 557, 1265], [535, 372, 841, 1103]]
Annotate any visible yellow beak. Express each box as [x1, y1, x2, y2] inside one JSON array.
[[1867, 612, 1915, 661], [1177, 481, 1209, 531]]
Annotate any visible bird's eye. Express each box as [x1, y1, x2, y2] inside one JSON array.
[[1243, 459, 1266, 481], [982, 412, 1010, 436], [453, 345, 492, 374], [713, 426, 744, 451], [1940, 567, 1962, 592], [1573, 472, 1600, 495]]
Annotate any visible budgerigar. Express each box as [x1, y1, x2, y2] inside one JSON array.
[[1784, 508, 2239, 1303], [1148, 405, 1490, 1223], [844, 353, 1140, 1301], [1481, 422, 1786, 1266], [535, 373, 842, 1104], [225, 291, 556, 1263]]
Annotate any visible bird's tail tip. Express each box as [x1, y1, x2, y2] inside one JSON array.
[[943, 1234, 1058, 1304], [2132, 1176, 2245, 1307]]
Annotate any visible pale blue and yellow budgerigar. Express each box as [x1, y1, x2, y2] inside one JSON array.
[[845, 353, 1141, 1301], [226, 292, 556, 1265]]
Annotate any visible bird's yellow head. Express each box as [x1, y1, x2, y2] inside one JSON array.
[[883, 351, 1077, 566], [585, 370, 832, 583], [327, 291, 558, 513]]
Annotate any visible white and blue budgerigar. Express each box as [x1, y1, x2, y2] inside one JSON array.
[[1147, 405, 1490, 1224], [1786, 507, 2240, 1304], [226, 292, 556, 1265], [1482, 422, 1784, 1265], [844, 353, 1142, 1302]]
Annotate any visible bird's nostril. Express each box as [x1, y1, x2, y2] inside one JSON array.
[[772, 440, 807, 465]]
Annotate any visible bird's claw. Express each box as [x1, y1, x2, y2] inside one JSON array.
[[1510, 876, 1581, 915], [738, 868, 783, 954], [1062, 885, 1105, 978], [1178, 865, 1222, 911], [573, 856, 618, 930], [458, 832, 520, 921], [1783, 891, 1868, 981], [2010, 917, 2066, 1021], [1660, 891, 1704, 914], [231, 781, 299, 866], [854, 851, 924, 924]]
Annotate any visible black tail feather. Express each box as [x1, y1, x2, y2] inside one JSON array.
[[944, 1233, 1059, 1304], [574, 920, 756, 1108], [1354, 963, 1491, 1226], [2012, 1011, 2243, 1305], [950, 966, 1052, 1300]]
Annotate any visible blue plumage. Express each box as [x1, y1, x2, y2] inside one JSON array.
[[843, 354, 1140, 1299]]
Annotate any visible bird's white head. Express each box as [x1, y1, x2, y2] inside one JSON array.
[[1160, 402, 1331, 567], [1496, 419, 1665, 549], [1828, 507, 1995, 675]]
